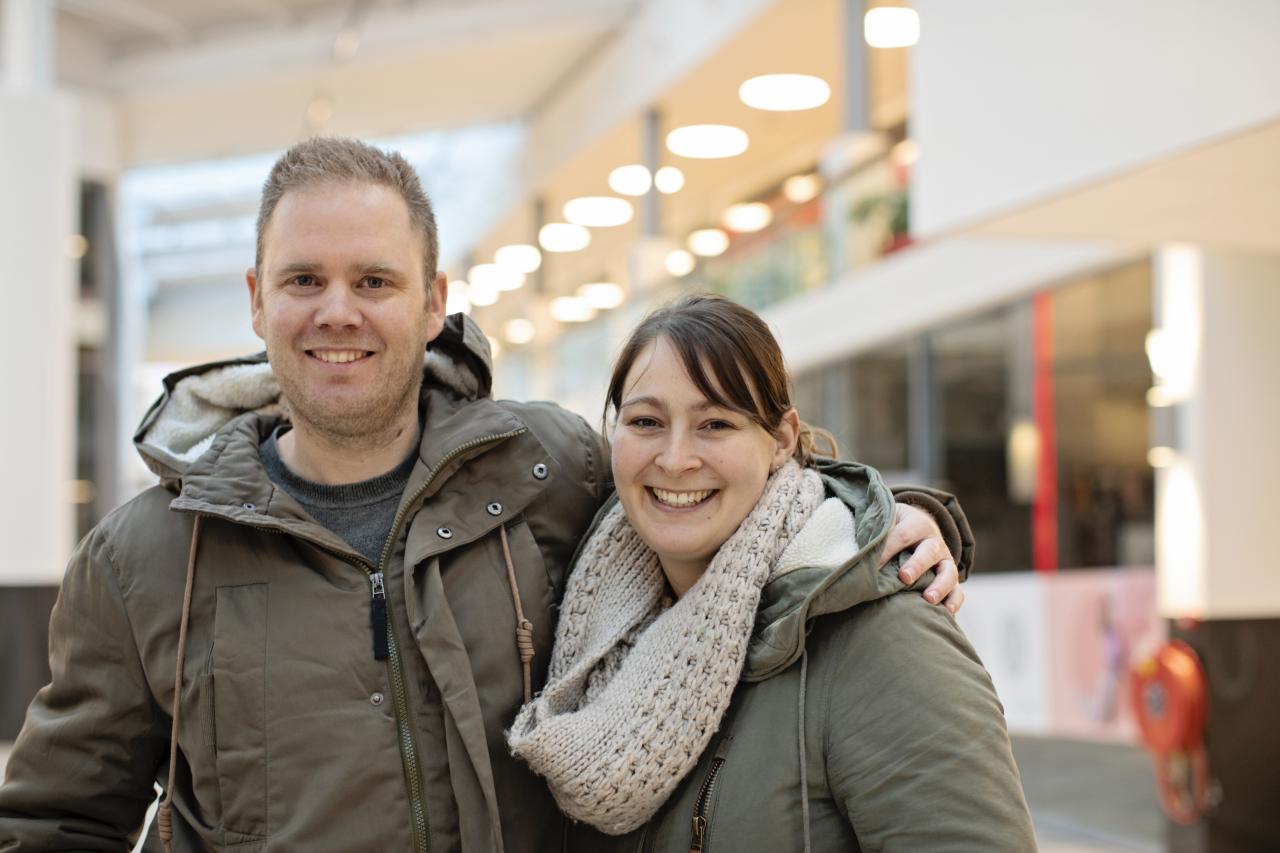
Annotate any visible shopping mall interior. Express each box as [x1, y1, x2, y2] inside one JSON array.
[[1, 0, 1277, 850]]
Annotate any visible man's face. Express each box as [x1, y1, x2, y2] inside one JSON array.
[[247, 181, 446, 442]]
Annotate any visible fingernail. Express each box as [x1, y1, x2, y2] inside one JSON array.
[[925, 590, 939, 603]]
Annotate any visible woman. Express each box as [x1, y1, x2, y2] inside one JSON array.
[[509, 295, 1035, 852]]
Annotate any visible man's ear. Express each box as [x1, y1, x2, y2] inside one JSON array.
[[425, 271, 448, 343], [246, 266, 265, 341], [771, 408, 802, 471]]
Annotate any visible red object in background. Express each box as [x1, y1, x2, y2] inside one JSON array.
[[1130, 640, 1211, 825], [1031, 292, 1058, 571]]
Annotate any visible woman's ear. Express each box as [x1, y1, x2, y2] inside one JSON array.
[[771, 408, 801, 471]]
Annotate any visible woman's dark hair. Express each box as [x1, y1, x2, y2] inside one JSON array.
[[604, 294, 836, 465]]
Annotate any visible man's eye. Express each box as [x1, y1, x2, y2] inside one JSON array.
[[290, 274, 317, 287], [363, 276, 386, 289]]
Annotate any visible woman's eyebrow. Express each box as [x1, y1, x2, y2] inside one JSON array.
[[620, 396, 723, 412]]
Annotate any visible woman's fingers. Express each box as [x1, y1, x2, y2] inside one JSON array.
[[879, 503, 934, 568], [920, 557, 959, 605]]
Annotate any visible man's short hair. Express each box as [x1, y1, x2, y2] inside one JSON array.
[[256, 137, 439, 282]]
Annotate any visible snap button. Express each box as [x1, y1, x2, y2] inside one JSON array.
[[437, 526, 454, 539], [370, 692, 384, 706], [486, 502, 503, 516], [532, 463, 548, 480], [242, 503, 256, 511]]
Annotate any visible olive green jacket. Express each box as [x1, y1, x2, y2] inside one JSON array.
[[566, 458, 1034, 853], [0, 314, 974, 852], [0, 316, 610, 853]]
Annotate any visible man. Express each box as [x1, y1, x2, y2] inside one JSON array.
[[0, 138, 970, 851]]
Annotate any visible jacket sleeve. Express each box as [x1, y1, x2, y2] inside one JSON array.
[[889, 485, 975, 581], [822, 593, 1036, 852], [0, 526, 167, 850]]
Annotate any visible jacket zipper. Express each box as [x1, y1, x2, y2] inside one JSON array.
[[687, 757, 725, 853], [369, 427, 528, 853], [197, 426, 526, 853]]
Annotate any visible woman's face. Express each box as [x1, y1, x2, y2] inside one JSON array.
[[611, 336, 796, 594]]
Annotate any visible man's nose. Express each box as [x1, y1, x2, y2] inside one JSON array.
[[314, 283, 362, 328]]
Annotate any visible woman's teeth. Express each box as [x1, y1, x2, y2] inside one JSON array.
[[651, 488, 714, 507]]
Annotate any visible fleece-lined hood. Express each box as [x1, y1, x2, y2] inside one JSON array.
[[133, 313, 494, 489], [745, 457, 924, 681]]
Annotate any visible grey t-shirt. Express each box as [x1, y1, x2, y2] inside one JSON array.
[[260, 427, 417, 565]]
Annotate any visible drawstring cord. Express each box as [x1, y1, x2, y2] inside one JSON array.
[[499, 524, 535, 703], [798, 648, 812, 853], [158, 514, 202, 853]]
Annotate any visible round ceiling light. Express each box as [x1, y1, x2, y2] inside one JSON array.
[[608, 165, 652, 196], [578, 282, 625, 309], [538, 222, 591, 252], [468, 279, 499, 307], [504, 318, 535, 345], [666, 125, 749, 159], [783, 173, 822, 204], [469, 263, 525, 292], [723, 202, 773, 233], [494, 243, 542, 274], [864, 7, 920, 48], [549, 296, 597, 323], [687, 228, 730, 257], [664, 249, 696, 277], [654, 166, 685, 194], [445, 281, 472, 315], [738, 74, 831, 112], [564, 196, 634, 228]]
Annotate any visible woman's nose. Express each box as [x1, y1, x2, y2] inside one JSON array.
[[655, 432, 701, 475]]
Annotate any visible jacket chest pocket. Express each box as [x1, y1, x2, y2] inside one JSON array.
[[210, 582, 269, 840]]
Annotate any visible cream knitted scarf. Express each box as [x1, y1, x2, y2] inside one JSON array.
[[507, 461, 826, 835]]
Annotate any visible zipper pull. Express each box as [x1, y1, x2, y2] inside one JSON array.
[[370, 571, 388, 661], [689, 815, 707, 853]]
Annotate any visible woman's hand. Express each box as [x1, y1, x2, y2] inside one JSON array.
[[879, 503, 965, 614]]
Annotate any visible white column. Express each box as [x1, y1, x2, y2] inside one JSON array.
[[0, 0, 77, 584], [1153, 246, 1280, 618]]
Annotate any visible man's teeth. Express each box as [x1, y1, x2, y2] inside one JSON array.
[[312, 350, 368, 364], [651, 488, 714, 507]]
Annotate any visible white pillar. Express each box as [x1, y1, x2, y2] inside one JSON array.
[[1153, 246, 1280, 619], [0, 0, 77, 583]]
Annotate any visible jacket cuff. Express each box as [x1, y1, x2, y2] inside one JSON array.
[[889, 486, 975, 581]]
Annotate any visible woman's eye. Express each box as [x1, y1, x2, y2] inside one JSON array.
[[703, 420, 734, 431], [629, 417, 660, 429]]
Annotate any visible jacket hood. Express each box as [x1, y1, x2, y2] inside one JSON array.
[[133, 312, 494, 488], [743, 456, 908, 681]]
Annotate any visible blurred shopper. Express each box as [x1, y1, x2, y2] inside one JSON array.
[[0, 140, 967, 852], [509, 295, 1035, 852]]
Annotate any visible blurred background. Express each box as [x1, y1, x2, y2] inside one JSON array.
[[1, 0, 1277, 850]]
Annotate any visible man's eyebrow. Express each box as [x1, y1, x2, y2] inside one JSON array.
[[275, 261, 319, 277], [272, 261, 407, 278]]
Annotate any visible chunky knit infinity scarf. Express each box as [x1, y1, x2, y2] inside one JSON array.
[[507, 461, 826, 835]]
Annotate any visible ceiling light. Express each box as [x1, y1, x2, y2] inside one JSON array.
[[864, 7, 920, 48], [564, 196, 634, 228], [783, 173, 822, 204], [494, 243, 542, 273], [469, 263, 524, 293], [504, 318, 536, 345], [654, 166, 685, 194], [578, 282, 625, 309], [891, 138, 919, 168], [738, 74, 831, 111], [687, 228, 730, 257], [666, 125, 749, 159], [468, 279, 499, 307], [445, 281, 472, 315], [305, 95, 334, 128], [664, 249, 696, 277], [723, 202, 773, 233], [1147, 446, 1178, 469], [538, 222, 591, 252], [608, 165, 652, 196], [65, 234, 88, 259], [549, 296, 597, 323]]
